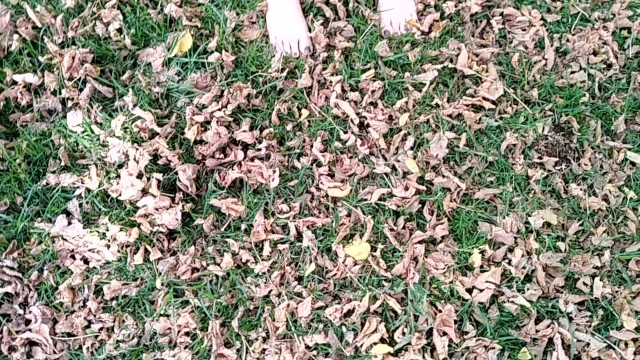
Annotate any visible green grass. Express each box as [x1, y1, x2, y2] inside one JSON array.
[[1, 0, 639, 359]]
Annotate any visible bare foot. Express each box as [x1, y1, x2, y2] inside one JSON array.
[[266, 0, 313, 56], [377, 0, 417, 36]]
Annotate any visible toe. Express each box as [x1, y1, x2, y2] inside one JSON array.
[[395, 19, 402, 34], [270, 35, 280, 53], [283, 38, 294, 56], [299, 36, 313, 55]]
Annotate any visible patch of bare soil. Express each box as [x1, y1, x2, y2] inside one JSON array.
[[533, 125, 579, 166]]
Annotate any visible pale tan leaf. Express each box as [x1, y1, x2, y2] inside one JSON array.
[[297, 296, 313, 318], [304, 262, 316, 277], [327, 183, 351, 198], [626, 151, 640, 164], [469, 248, 482, 268], [370, 344, 394, 355], [429, 133, 449, 160], [399, 113, 409, 126], [66, 110, 83, 133]]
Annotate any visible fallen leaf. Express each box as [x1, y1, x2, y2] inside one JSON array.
[[297, 296, 313, 318], [177, 164, 199, 195], [473, 188, 502, 200], [12, 73, 41, 85], [434, 304, 459, 342], [399, 113, 409, 126], [404, 157, 420, 174], [210, 198, 246, 218], [327, 183, 351, 198], [517, 347, 532, 360], [429, 133, 449, 160], [169, 30, 193, 57], [626, 151, 640, 164], [304, 262, 316, 277], [344, 237, 371, 261], [370, 344, 394, 355], [406, 18, 420, 30], [609, 330, 639, 340], [138, 46, 166, 72], [66, 110, 83, 133], [469, 248, 482, 268]]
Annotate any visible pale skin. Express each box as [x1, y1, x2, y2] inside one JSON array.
[[266, 0, 418, 57]]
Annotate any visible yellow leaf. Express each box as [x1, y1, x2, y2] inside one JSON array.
[[469, 248, 481, 268], [304, 262, 316, 277], [327, 183, 351, 198], [626, 151, 640, 164], [344, 237, 371, 261], [404, 158, 420, 174], [371, 344, 394, 355], [169, 31, 193, 57], [406, 19, 421, 30], [517, 347, 532, 360]]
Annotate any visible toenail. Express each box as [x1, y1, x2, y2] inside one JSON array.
[[304, 46, 311, 54], [383, 30, 390, 37]]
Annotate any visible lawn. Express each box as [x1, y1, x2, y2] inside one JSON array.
[[0, 0, 639, 359]]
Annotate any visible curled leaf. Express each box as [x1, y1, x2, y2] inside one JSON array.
[[327, 183, 351, 198]]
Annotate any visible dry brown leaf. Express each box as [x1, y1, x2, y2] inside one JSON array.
[[429, 132, 449, 160], [210, 198, 246, 218], [177, 164, 199, 195], [138, 45, 166, 72], [296, 296, 313, 318], [473, 188, 501, 200], [609, 330, 639, 340], [435, 304, 459, 343], [478, 222, 515, 245], [501, 132, 519, 154], [374, 40, 392, 57], [336, 100, 359, 123]]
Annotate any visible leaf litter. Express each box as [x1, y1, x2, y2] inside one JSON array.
[[1, 0, 640, 359]]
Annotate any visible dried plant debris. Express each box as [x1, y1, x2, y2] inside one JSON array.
[[0, 0, 639, 359]]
